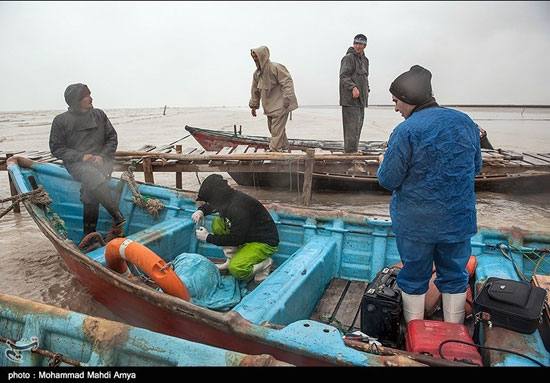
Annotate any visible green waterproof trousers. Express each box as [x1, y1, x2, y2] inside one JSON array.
[[211, 217, 278, 280]]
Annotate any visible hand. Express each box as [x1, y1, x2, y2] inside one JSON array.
[[283, 98, 290, 109], [378, 154, 384, 163], [191, 210, 205, 226], [82, 154, 94, 162], [92, 155, 103, 165], [352, 87, 360, 99], [251, 108, 257, 117], [195, 226, 209, 242]]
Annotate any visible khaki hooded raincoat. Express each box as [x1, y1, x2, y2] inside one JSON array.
[[249, 46, 298, 117]]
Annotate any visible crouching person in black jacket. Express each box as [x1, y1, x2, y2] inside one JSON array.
[[192, 174, 279, 283]]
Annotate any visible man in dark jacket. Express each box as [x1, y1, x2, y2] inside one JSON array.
[[49, 83, 125, 238], [192, 174, 279, 282], [339, 34, 370, 153]]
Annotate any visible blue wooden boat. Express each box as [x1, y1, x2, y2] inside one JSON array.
[[6, 156, 550, 366], [0, 292, 289, 366]]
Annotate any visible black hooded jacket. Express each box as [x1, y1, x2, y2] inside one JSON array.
[[49, 83, 118, 166], [197, 175, 279, 247]]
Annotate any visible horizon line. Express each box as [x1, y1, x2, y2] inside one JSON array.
[[1, 104, 550, 113]]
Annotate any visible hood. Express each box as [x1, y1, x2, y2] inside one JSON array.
[[64, 83, 90, 112], [196, 174, 234, 209], [251, 46, 270, 70], [346, 46, 364, 57]]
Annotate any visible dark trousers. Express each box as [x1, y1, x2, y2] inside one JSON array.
[[65, 161, 112, 204], [342, 106, 365, 153], [65, 160, 122, 234], [395, 236, 471, 295]]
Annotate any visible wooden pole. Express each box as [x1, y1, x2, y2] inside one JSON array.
[[175, 145, 182, 189], [6, 154, 20, 213], [163, 105, 167, 116], [143, 157, 155, 184], [302, 148, 315, 206]]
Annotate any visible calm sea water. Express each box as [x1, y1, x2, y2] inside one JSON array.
[[0, 105, 549, 320]]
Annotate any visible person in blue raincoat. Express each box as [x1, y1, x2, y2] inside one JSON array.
[[377, 65, 482, 325]]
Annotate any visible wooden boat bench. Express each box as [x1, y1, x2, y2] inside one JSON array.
[[233, 235, 338, 326]]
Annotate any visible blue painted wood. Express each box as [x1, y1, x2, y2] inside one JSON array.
[[0, 293, 285, 366]]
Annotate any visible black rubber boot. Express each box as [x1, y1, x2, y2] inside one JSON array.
[[92, 182, 126, 227], [83, 203, 99, 236]]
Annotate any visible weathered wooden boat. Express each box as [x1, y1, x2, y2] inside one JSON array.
[[184, 125, 550, 193], [6, 156, 550, 366], [0, 292, 289, 366]]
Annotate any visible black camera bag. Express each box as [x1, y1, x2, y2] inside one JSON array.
[[474, 277, 547, 334]]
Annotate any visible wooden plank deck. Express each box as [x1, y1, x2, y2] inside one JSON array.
[[310, 278, 369, 333], [2, 145, 550, 178]]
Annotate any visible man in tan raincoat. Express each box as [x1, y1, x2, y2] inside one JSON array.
[[249, 46, 298, 152]]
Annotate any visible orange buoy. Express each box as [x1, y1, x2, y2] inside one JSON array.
[[465, 255, 477, 317], [466, 255, 477, 278], [105, 238, 190, 301]]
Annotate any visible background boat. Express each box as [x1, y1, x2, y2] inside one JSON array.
[[0, 292, 289, 367], [185, 125, 550, 193]]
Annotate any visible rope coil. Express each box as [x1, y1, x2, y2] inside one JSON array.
[[0, 186, 51, 219], [121, 165, 165, 218]]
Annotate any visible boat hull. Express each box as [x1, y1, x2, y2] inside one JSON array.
[[0, 292, 290, 367]]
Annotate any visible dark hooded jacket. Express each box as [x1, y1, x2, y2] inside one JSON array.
[[49, 83, 118, 166], [339, 47, 370, 107], [197, 175, 279, 247]]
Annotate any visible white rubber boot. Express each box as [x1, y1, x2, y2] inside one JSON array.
[[401, 291, 425, 324], [217, 246, 238, 271], [251, 258, 273, 283], [442, 292, 467, 324]]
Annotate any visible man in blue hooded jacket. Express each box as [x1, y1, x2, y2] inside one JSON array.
[[377, 65, 482, 324]]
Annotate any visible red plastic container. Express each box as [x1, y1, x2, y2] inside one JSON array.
[[406, 319, 483, 366]]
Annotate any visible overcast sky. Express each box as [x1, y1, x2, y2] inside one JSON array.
[[0, 1, 549, 111]]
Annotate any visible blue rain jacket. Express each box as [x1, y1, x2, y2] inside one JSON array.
[[377, 107, 482, 243]]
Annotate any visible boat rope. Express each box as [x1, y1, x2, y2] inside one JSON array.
[[78, 232, 106, 253], [0, 186, 67, 237], [319, 314, 345, 335], [121, 164, 165, 218], [494, 243, 550, 282], [438, 339, 546, 367], [506, 244, 550, 276], [0, 186, 51, 219], [496, 244, 531, 283]]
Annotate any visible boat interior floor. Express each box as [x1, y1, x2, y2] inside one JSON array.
[[311, 277, 476, 339], [311, 278, 367, 334]]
